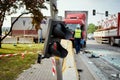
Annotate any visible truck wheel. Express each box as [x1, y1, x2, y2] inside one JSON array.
[[110, 37, 115, 46], [84, 41, 86, 48]]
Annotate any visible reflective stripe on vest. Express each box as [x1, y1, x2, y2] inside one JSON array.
[[74, 29, 81, 38]]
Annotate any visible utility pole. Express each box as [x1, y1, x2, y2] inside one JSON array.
[[50, 0, 58, 20], [49, 0, 63, 80]]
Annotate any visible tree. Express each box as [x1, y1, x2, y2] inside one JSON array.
[[87, 23, 97, 34], [0, 0, 47, 48]]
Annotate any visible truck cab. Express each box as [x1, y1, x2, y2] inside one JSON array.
[[64, 13, 87, 47]]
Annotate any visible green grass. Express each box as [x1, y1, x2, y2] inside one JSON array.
[[0, 43, 44, 54], [0, 43, 44, 80]]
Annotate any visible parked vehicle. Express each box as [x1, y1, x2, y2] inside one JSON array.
[[94, 13, 120, 46], [64, 11, 88, 47], [87, 33, 94, 40]]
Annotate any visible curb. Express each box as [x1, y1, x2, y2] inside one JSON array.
[[61, 39, 79, 80]]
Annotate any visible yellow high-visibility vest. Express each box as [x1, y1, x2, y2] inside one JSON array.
[[74, 29, 81, 38]]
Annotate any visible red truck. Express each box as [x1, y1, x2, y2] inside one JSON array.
[[64, 11, 88, 47], [94, 13, 120, 46]]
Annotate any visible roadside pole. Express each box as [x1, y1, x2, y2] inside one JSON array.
[[55, 57, 63, 80], [50, 0, 57, 20], [49, 0, 63, 80]]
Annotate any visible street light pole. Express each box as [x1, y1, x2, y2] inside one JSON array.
[[50, 0, 54, 19]]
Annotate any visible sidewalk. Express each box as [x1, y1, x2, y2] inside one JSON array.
[[16, 58, 57, 80], [16, 40, 78, 80]]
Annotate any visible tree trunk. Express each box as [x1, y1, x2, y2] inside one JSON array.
[[0, 11, 5, 48]]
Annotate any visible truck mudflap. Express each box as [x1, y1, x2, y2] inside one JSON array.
[[110, 37, 115, 46], [118, 13, 120, 36]]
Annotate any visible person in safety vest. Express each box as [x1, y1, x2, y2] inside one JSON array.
[[74, 24, 82, 54]]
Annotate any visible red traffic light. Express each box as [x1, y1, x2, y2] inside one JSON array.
[[43, 19, 72, 58], [53, 42, 57, 51], [49, 41, 68, 58]]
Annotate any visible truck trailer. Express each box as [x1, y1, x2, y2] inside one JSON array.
[[64, 11, 88, 47], [94, 13, 120, 46]]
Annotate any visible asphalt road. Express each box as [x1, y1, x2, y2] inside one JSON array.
[[84, 40, 120, 80], [86, 40, 120, 52]]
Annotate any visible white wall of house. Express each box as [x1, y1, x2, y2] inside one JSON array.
[[11, 17, 35, 30], [11, 16, 62, 39]]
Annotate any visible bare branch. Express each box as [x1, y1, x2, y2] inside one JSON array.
[[1, 12, 30, 41]]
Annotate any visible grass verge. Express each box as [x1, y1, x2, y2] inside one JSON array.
[[0, 43, 44, 80], [0, 43, 44, 54]]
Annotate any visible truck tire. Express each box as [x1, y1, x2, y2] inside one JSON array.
[[110, 37, 115, 46], [84, 41, 86, 48]]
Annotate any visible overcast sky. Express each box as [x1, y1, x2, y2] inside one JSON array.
[[3, 0, 120, 27], [57, 0, 120, 24]]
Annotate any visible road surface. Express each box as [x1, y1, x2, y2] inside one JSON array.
[[76, 40, 120, 80]]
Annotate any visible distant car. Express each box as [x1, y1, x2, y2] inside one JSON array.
[[87, 33, 94, 40]]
